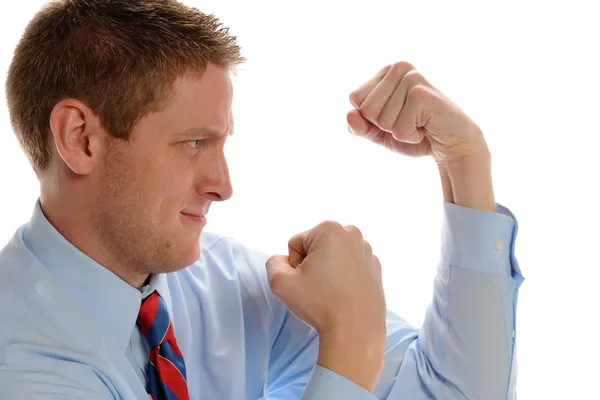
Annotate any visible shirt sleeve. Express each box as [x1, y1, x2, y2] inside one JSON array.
[[264, 299, 377, 400], [265, 203, 523, 400], [376, 202, 523, 399], [264, 202, 523, 400]]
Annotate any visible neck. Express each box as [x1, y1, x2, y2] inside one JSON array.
[[39, 191, 150, 289]]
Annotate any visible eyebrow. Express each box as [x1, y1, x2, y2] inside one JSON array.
[[174, 126, 235, 139]]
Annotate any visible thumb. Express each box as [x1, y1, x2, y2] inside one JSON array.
[[347, 109, 391, 145], [265, 255, 300, 299], [347, 109, 372, 136]]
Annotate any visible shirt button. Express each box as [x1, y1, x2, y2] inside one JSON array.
[[512, 330, 515, 338], [494, 239, 504, 251]]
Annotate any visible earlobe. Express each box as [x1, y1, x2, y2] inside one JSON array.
[[49, 99, 96, 175]]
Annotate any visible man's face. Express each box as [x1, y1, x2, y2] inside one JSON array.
[[92, 63, 234, 276]]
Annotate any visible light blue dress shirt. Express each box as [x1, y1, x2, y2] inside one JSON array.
[[0, 199, 523, 399]]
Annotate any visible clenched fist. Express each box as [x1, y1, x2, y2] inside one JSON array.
[[347, 61, 496, 213], [347, 61, 488, 166], [265, 221, 387, 391]]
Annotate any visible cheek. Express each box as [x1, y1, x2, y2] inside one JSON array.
[[130, 147, 196, 212], [154, 163, 197, 208]]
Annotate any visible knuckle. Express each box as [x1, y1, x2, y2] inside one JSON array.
[[286, 235, 296, 247], [380, 64, 394, 74], [373, 256, 382, 275], [266, 255, 277, 265], [391, 61, 415, 73], [374, 254, 381, 266], [267, 270, 285, 295], [407, 84, 431, 102], [358, 105, 379, 122], [344, 224, 363, 240], [319, 220, 345, 235], [349, 90, 362, 107], [344, 224, 360, 233], [402, 69, 425, 86]]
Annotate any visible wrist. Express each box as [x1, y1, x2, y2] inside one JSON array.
[[439, 147, 496, 213], [317, 330, 385, 392]]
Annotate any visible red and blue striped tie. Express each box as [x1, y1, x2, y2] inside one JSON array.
[[137, 291, 190, 400]]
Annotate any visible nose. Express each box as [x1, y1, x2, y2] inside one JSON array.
[[195, 149, 233, 202]]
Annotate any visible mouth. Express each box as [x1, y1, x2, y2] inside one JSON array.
[[180, 212, 207, 226]]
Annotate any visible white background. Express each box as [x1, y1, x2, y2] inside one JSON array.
[[1, 0, 598, 398]]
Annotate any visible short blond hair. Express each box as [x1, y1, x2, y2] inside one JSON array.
[[6, 0, 245, 174]]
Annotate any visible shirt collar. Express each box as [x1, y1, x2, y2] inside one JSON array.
[[22, 199, 166, 353], [142, 270, 173, 316]]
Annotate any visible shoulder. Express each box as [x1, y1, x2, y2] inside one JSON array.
[[0, 228, 38, 359], [0, 228, 106, 367]]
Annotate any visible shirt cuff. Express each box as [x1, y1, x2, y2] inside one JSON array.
[[441, 201, 519, 275], [300, 365, 377, 400]]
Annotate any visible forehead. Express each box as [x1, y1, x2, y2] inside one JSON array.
[[178, 64, 234, 106], [148, 64, 234, 137]]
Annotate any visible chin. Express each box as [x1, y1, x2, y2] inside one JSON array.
[[157, 229, 202, 272], [177, 242, 202, 269]]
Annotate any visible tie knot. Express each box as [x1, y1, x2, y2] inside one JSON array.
[[138, 291, 171, 349]]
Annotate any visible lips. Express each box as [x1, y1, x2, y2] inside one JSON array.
[[181, 212, 206, 218], [181, 212, 207, 225]]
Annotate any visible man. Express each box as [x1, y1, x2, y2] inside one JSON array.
[[0, 0, 523, 399]]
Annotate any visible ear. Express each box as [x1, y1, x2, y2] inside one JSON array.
[[49, 99, 104, 175]]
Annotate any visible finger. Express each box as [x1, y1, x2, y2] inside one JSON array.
[[343, 224, 363, 243], [372, 255, 383, 284], [373, 255, 381, 271], [287, 221, 340, 267], [265, 255, 300, 297], [349, 64, 392, 108], [347, 109, 371, 136], [287, 228, 312, 268], [377, 69, 424, 132], [376, 81, 408, 133], [392, 85, 435, 144], [359, 62, 414, 124], [348, 107, 433, 156], [348, 109, 390, 142], [363, 241, 373, 259]]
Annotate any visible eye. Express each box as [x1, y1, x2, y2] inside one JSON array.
[[185, 139, 204, 149]]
